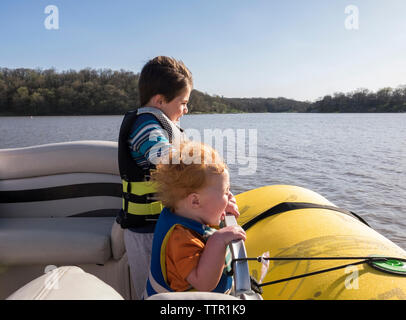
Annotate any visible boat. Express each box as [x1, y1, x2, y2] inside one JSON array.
[[237, 185, 406, 299], [1, 141, 405, 300]]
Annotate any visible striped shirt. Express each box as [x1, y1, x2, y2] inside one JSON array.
[[127, 113, 174, 170]]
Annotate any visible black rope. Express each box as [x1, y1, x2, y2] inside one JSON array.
[[259, 259, 368, 287], [232, 256, 404, 263], [241, 202, 369, 231], [231, 256, 406, 287]]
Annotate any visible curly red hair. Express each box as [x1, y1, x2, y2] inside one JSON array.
[[150, 141, 227, 211]]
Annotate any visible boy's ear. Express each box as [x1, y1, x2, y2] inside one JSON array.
[[150, 94, 166, 106], [189, 193, 200, 209]]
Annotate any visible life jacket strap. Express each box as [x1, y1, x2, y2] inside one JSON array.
[[122, 180, 157, 196], [123, 199, 163, 215], [121, 179, 163, 216]]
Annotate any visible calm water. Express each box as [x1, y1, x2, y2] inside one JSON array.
[[1, 113, 405, 249]]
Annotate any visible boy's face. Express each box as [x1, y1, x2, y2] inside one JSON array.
[[197, 170, 231, 226], [161, 85, 191, 122]]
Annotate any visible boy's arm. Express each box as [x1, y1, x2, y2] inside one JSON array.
[[128, 114, 175, 165], [145, 128, 176, 165], [186, 225, 246, 291]]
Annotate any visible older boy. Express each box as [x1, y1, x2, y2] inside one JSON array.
[[117, 56, 192, 299]]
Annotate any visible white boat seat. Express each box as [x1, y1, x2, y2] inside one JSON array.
[[6, 266, 124, 300], [0, 217, 116, 265]]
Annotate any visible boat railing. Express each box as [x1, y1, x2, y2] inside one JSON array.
[[224, 214, 262, 300]]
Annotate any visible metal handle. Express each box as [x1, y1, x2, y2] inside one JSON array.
[[223, 214, 256, 298]]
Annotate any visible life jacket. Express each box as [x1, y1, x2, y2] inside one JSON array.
[[116, 107, 185, 228], [143, 207, 233, 299]]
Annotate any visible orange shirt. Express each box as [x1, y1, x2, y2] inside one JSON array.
[[165, 224, 205, 291]]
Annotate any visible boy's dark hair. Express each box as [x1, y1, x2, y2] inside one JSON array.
[[138, 56, 193, 107]]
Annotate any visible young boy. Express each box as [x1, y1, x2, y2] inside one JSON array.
[[117, 56, 240, 299], [144, 141, 246, 298], [117, 56, 192, 299]]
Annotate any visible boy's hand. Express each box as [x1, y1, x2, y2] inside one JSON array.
[[221, 192, 240, 220], [211, 225, 246, 247]]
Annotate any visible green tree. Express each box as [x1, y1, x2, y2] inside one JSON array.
[[12, 86, 30, 114], [0, 79, 7, 113]]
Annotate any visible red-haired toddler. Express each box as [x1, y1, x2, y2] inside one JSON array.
[[143, 141, 246, 298]]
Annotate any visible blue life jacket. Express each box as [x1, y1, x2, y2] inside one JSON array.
[[143, 207, 233, 298]]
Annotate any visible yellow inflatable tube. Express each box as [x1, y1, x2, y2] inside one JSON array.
[[235, 185, 406, 300]]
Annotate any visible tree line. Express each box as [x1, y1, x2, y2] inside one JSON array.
[[307, 87, 406, 113], [0, 68, 138, 116], [0, 67, 405, 116]]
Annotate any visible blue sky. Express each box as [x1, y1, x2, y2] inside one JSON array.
[[1, 0, 405, 101]]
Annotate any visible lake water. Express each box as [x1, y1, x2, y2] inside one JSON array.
[[1, 113, 405, 249]]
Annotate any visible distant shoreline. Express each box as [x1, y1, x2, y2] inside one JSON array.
[[1, 67, 406, 115], [1, 111, 405, 117]]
